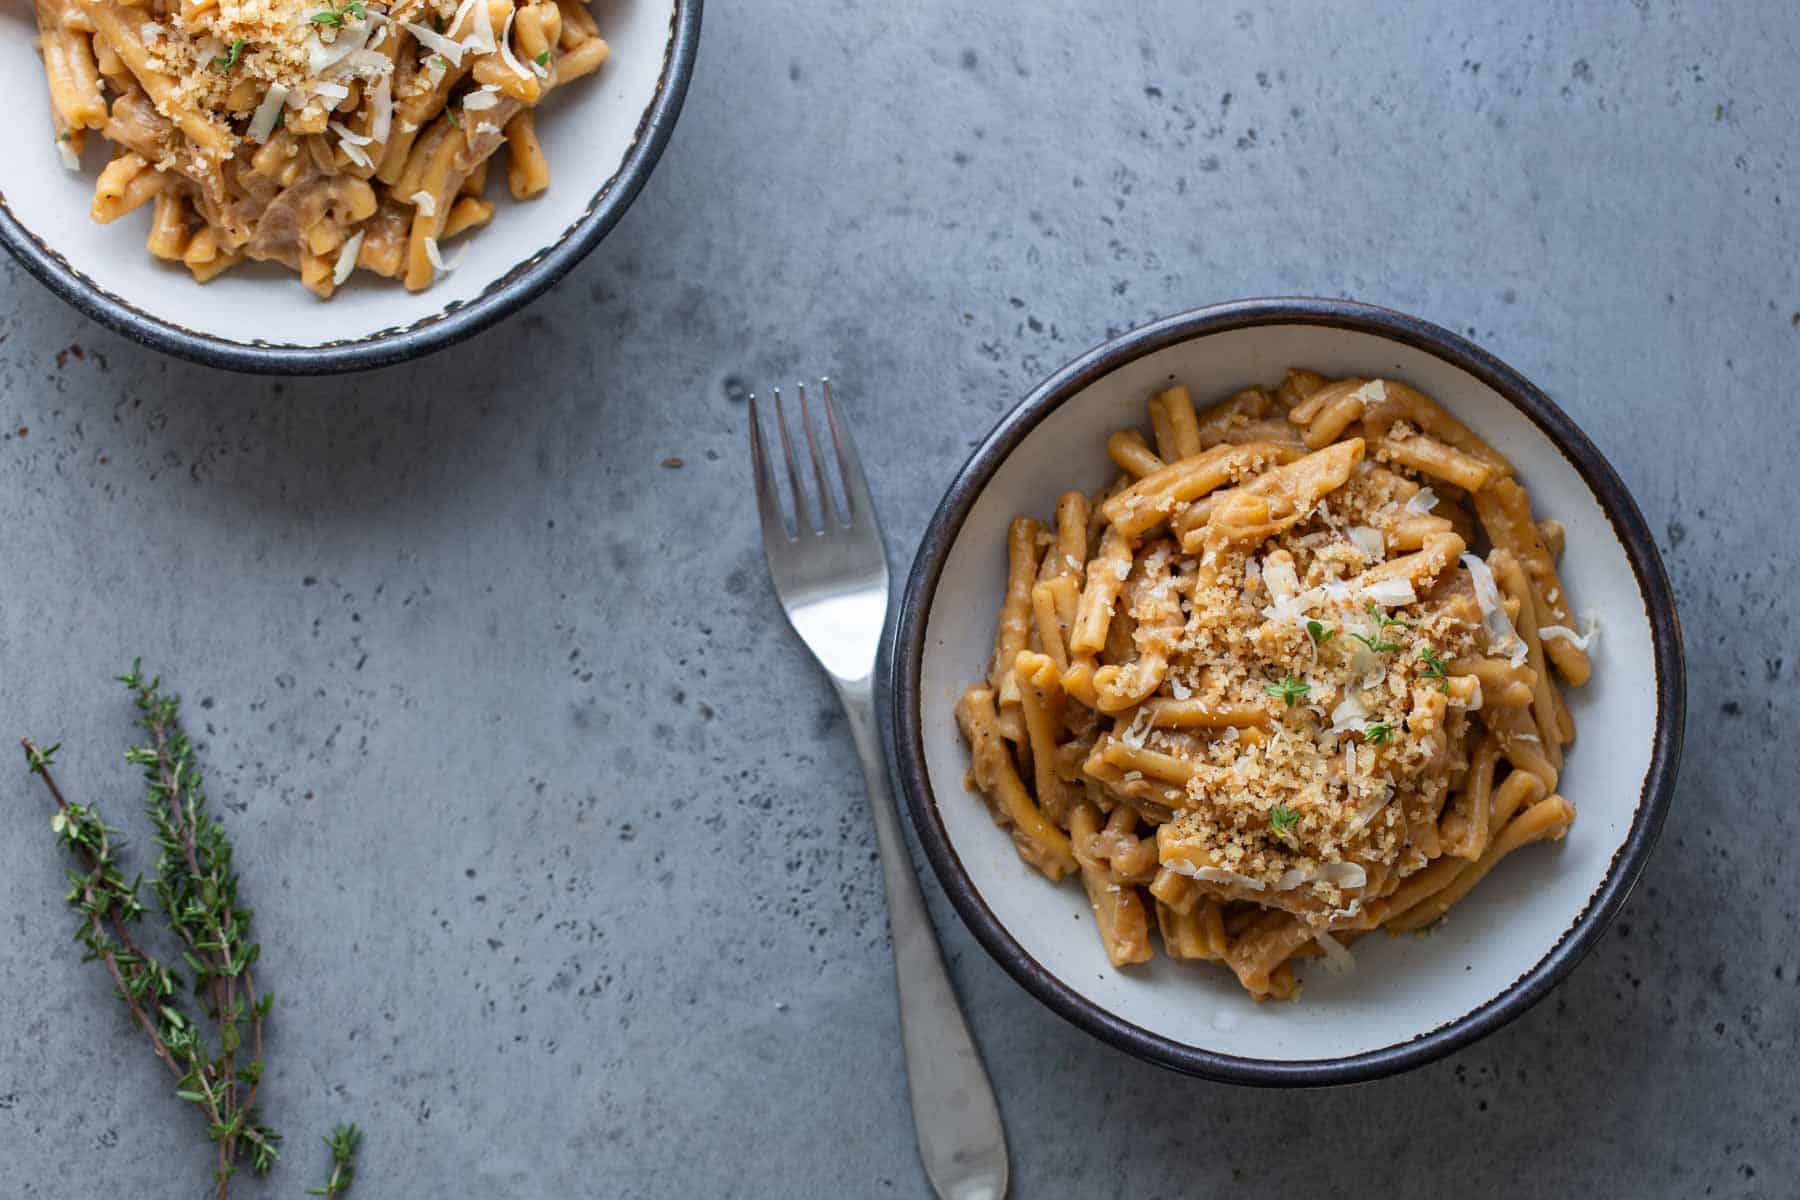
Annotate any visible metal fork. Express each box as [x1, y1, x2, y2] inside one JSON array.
[[749, 379, 1008, 1200]]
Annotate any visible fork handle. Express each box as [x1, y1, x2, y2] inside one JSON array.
[[839, 684, 1009, 1200]]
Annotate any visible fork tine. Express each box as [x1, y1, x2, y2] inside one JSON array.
[[773, 387, 818, 535], [820, 378, 876, 524], [748, 394, 793, 541], [798, 381, 844, 527]]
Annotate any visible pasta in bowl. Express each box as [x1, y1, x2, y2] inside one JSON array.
[[33, 0, 611, 296], [2, 0, 699, 370], [890, 299, 1683, 1083], [955, 370, 1588, 1001]]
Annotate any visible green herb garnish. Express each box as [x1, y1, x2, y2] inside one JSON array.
[[306, 1123, 362, 1197], [1419, 646, 1450, 694], [1269, 803, 1301, 846], [211, 37, 247, 73], [1347, 602, 1405, 652], [1306, 619, 1333, 647], [1366, 601, 1407, 629], [1264, 675, 1310, 708], [21, 663, 360, 1198], [534, 48, 551, 66], [444, 99, 462, 129], [1364, 721, 1394, 745], [310, 1, 364, 28]]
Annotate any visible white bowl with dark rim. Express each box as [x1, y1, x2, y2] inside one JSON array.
[[0, 0, 699, 374], [885, 297, 1685, 1086]]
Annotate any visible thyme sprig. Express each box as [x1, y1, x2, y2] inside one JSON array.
[[22, 664, 286, 1199], [307, 1123, 362, 1196], [119, 660, 280, 1191]]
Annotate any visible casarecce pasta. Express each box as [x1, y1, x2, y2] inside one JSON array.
[[30, 0, 609, 296], [956, 370, 1594, 1000]]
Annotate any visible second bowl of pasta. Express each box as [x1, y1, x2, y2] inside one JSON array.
[[886, 297, 1684, 1084], [3, 0, 699, 372]]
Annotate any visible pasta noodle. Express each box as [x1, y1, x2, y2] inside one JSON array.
[[30, 0, 610, 296], [956, 368, 1590, 1000]]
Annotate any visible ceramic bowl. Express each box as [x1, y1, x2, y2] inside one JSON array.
[[887, 297, 1685, 1085], [0, 0, 699, 373]]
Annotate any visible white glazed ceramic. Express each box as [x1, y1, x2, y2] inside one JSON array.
[[888, 299, 1684, 1085], [0, 0, 697, 372]]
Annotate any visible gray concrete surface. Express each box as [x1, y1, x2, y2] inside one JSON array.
[[2, 1, 1796, 1196]]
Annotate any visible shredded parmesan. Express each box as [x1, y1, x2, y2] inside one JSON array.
[[247, 83, 290, 143], [461, 0, 496, 53], [1403, 487, 1439, 515], [368, 71, 393, 143], [1312, 862, 1366, 888], [332, 230, 365, 285], [1362, 576, 1417, 607], [1347, 526, 1384, 560], [496, 9, 531, 79], [330, 120, 372, 147], [422, 236, 468, 274], [404, 22, 466, 65], [56, 139, 80, 170], [1539, 614, 1599, 651], [1460, 552, 1529, 667], [1327, 694, 1369, 737], [410, 190, 438, 216], [1174, 864, 1265, 892]]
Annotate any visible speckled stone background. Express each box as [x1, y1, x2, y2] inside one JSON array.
[[1, 1, 1794, 1196]]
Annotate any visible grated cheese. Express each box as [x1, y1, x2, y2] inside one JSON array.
[[404, 22, 466, 66], [1403, 487, 1439, 515], [1347, 526, 1385, 561], [1460, 552, 1529, 667], [332, 230, 365, 285], [247, 83, 290, 143], [1362, 576, 1417, 607]]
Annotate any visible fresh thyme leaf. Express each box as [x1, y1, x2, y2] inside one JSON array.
[[1365, 601, 1407, 629], [1364, 721, 1394, 745], [1419, 646, 1450, 694], [306, 1123, 362, 1197], [534, 48, 550, 66], [1347, 630, 1400, 654], [345, 0, 365, 17], [310, 9, 344, 25], [211, 37, 247, 73], [1306, 619, 1333, 647], [445, 99, 462, 129], [1269, 803, 1301, 846], [1264, 675, 1310, 708]]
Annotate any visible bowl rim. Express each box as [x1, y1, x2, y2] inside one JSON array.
[[0, 0, 701, 377], [885, 296, 1686, 1087]]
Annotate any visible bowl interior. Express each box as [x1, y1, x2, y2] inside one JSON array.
[[915, 321, 1662, 1065], [0, 0, 676, 349]]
